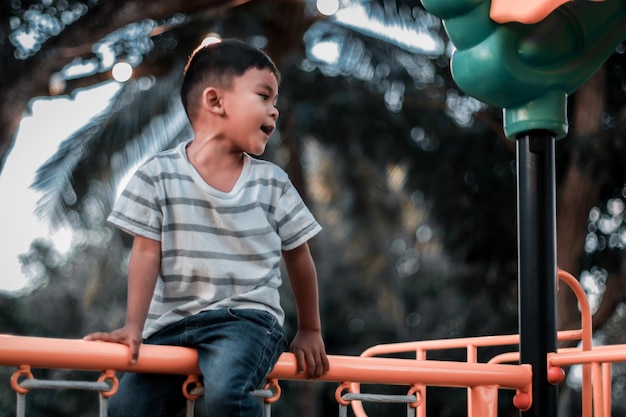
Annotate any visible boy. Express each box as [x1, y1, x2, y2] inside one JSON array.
[[85, 38, 329, 416]]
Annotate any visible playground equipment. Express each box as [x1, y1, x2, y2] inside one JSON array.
[[422, 0, 626, 140], [1, 0, 626, 416], [3, 270, 626, 417], [416, 0, 626, 416]]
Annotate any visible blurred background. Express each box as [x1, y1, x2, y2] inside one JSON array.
[[1, 0, 626, 415]]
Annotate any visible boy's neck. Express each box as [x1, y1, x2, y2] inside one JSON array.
[[186, 137, 245, 193]]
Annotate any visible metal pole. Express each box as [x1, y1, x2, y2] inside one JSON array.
[[516, 131, 558, 417]]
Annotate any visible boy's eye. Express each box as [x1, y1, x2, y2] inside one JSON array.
[[259, 94, 269, 100]]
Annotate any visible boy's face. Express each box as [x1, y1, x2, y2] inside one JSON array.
[[219, 67, 279, 156]]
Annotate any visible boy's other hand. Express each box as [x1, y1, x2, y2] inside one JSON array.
[[290, 329, 330, 379], [83, 325, 143, 364]]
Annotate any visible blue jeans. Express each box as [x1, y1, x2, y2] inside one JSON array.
[[109, 309, 287, 417]]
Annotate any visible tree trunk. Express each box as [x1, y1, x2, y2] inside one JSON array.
[[557, 63, 626, 347], [556, 67, 606, 335]]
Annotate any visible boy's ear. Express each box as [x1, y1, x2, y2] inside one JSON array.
[[200, 86, 224, 115]]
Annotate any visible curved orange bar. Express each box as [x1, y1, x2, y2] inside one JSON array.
[[556, 270, 592, 350], [556, 269, 593, 417], [0, 334, 532, 390]]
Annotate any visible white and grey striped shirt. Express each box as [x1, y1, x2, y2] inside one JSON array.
[[108, 140, 321, 338]]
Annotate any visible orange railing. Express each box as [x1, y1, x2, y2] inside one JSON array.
[[0, 334, 532, 415], [2, 269, 626, 416], [349, 269, 626, 417]]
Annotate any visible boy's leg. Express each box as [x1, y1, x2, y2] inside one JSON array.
[[108, 372, 187, 417], [109, 318, 189, 417], [187, 309, 287, 417]]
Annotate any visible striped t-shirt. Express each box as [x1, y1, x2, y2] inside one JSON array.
[[108, 140, 321, 338]]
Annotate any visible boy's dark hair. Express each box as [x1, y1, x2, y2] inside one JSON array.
[[181, 38, 280, 120]]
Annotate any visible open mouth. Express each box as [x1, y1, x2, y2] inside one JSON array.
[[260, 125, 274, 136]]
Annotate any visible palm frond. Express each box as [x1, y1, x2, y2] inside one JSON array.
[[331, 0, 443, 55], [303, 0, 446, 87], [31, 63, 191, 230]]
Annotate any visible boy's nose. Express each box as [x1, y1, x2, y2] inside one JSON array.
[[270, 106, 279, 120]]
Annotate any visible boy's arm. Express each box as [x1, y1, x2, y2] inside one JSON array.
[[84, 235, 161, 364], [283, 242, 330, 378]]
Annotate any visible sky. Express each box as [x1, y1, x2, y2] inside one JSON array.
[[0, 82, 120, 295]]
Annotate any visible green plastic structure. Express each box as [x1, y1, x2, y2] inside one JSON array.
[[421, 0, 626, 139]]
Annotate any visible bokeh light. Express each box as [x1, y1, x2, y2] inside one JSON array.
[[111, 62, 133, 82], [316, 0, 340, 16]]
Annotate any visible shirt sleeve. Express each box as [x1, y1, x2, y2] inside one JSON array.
[[107, 166, 163, 241], [275, 180, 322, 251]]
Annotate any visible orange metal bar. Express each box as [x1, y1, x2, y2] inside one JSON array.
[[275, 353, 532, 388], [351, 334, 531, 417], [0, 334, 532, 390], [602, 363, 611, 414], [352, 270, 593, 417], [416, 349, 426, 417], [488, 352, 520, 365], [0, 336, 200, 375], [467, 344, 478, 416], [592, 362, 605, 417], [359, 330, 583, 361], [556, 269, 593, 417], [470, 385, 498, 417], [548, 345, 626, 366], [547, 343, 626, 417], [361, 334, 520, 358]]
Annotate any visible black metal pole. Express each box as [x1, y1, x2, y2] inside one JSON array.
[[516, 131, 558, 417]]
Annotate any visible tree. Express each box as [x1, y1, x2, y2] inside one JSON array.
[[3, 1, 626, 416], [0, 0, 312, 171], [557, 60, 626, 337]]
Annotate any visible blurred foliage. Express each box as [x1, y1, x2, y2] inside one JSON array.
[[1, 0, 626, 416]]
